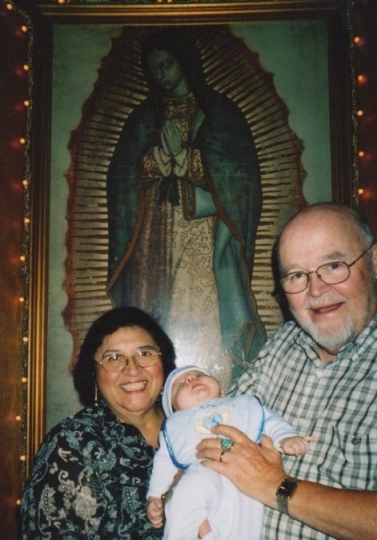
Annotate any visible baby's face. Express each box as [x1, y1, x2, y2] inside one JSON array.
[[171, 370, 222, 412]]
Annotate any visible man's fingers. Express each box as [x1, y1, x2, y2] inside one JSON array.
[[209, 424, 256, 444], [259, 435, 275, 448]]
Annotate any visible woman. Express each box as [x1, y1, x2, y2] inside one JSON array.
[[21, 306, 176, 539], [106, 30, 265, 386]]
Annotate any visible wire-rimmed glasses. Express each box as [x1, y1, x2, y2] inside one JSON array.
[[280, 243, 375, 295], [95, 349, 161, 373]]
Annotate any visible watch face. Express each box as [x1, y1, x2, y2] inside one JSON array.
[[280, 478, 298, 497]]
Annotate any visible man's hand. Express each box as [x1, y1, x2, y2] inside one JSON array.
[[196, 425, 286, 507], [196, 425, 377, 540]]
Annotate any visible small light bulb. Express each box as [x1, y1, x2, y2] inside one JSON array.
[[20, 138, 26, 145], [6, 3, 13, 10], [357, 74, 367, 84], [20, 255, 26, 262], [21, 26, 28, 33], [16, 415, 22, 422], [357, 188, 365, 195], [357, 110, 364, 117], [19, 297, 25, 303], [24, 217, 30, 224], [358, 150, 365, 157], [20, 455, 26, 462], [24, 100, 30, 107], [23, 64, 29, 72], [22, 179, 29, 187], [22, 336, 29, 343], [16, 500, 21, 506], [21, 377, 28, 383], [354, 36, 360, 44]]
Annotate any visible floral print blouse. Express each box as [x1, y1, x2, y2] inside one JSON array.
[[21, 401, 163, 539]]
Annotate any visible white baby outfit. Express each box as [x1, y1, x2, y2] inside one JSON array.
[[148, 366, 297, 540]]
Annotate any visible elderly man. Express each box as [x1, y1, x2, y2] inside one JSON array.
[[197, 203, 377, 539]]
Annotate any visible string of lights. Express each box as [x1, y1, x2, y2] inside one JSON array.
[[3, 0, 33, 507]]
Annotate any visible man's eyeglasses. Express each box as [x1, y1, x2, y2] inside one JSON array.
[[95, 349, 161, 373], [280, 243, 375, 295]]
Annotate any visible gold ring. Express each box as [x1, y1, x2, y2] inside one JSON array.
[[219, 449, 226, 462]]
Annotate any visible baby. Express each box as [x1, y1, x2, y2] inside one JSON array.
[[147, 365, 315, 540]]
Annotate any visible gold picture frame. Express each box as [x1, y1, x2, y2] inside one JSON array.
[[26, 0, 354, 472]]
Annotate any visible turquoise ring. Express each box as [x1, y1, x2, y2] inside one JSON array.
[[220, 438, 234, 452]]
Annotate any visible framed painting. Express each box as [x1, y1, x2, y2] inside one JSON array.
[[26, 0, 354, 466]]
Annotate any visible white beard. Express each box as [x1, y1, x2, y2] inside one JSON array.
[[291, 278, 377, 351], [295, 312, 357, 351]]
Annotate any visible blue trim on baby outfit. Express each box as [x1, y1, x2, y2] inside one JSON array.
[[253, 395, 265, 443], [162, 418, 190, 470]]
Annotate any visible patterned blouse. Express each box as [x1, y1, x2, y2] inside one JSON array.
[[21, 401, 164, 540]]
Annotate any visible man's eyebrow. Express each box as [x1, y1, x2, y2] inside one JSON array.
[[323, 250, 348, 260]]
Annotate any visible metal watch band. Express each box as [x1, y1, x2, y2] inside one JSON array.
[[275, 476, 300, 516]]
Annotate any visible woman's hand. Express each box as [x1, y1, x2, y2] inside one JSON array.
[[161, 120, 182, 157], [196, 425, 286, 508]]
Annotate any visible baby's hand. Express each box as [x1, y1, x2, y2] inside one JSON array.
[[280, 435, 318, 456], [147, 496, 164, 528]]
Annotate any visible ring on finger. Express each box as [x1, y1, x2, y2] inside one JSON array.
[[220, 437, 234, 452], [219, 449, 226, 462]]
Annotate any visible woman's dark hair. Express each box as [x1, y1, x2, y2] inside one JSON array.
[[73, 306, 176, 406]]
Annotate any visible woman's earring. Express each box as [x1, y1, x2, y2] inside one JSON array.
[[94, 383, 98, 406]]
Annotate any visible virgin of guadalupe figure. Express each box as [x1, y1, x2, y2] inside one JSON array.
[[106, 30, 265, 385]]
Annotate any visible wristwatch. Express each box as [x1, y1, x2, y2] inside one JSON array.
[[275, 476, 300, 516]]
